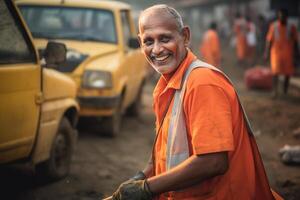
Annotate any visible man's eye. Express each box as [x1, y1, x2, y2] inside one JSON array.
[[144, 40, 153, 46], [161, 37, 170, 43]]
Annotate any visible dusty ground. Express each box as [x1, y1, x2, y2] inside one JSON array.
[[0, 49, 299, 200]]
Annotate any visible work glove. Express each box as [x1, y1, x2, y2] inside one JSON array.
[[121, 171, 146, 185], [112, 179, 153, 200], [130, 171, 147, 181]]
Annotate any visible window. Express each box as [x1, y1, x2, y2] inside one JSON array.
[[0, 1, 35, 64], [19, 6, 117, 43], [120, 10, 131, 47]]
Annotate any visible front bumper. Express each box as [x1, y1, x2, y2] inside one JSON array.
[[77, 95, 121, 109]]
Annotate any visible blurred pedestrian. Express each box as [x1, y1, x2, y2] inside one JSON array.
[[257, 14, 268, 57], [199, 22, 221, 67], [233, 12, 248, 66], [264, 8, 299, 97], [109, 4, 282, 200], [246, 16, 257, 67]]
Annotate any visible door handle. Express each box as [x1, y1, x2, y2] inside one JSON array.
[[35, 92, 44, 105]]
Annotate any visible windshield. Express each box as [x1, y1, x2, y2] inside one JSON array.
[[19, 6, 117, 43]]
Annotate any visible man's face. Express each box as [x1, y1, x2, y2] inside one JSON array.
[[138, 11, 189, 75]]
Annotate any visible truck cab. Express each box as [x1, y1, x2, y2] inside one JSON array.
[[17, 0, 148, 136], [0, 0, 79, 180]]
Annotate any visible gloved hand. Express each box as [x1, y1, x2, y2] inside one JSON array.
[[112, 179, 153, 200], [130, 171, 146, 181], [121, 171, 146, 185]]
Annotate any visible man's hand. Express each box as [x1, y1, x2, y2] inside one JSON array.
[[130, 171, 147, 181], [112, 180, 152, 200]]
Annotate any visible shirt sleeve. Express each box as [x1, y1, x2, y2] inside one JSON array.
[[184, 85, 234, 155]]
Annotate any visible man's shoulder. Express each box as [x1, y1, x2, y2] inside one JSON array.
[[187, 67, 233, 90]]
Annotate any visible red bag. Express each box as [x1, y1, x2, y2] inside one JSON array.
[[244, 66, 273, 90]]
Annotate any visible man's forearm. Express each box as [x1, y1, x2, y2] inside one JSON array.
[[143, 163, 153, 178], [142, 155, 154, 178], [147, 152, 228, 195]]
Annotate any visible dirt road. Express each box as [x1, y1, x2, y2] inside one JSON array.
[[1, 50, 299, 200]]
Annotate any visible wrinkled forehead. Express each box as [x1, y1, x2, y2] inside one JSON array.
[[139, 9, 179, 33]]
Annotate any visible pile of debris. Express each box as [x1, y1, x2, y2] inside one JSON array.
[[278, 127, 300, 165]]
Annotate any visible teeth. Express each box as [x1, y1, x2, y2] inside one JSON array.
[[155, 55, 169, 61]]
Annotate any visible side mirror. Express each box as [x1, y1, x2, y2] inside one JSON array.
[[44, 41, 66, 68], [128, 37, 140, 49]]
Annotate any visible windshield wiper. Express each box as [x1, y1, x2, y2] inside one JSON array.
[[31, 32, 62, 39], [75, 34, 102, 42]]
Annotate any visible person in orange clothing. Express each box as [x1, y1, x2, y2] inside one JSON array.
[[264, 8, 299, 97], [234, 13, 248, 66], [108, 4, 282, 200], [200, 22, 221, 67]]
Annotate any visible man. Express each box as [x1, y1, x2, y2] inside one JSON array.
[[264, 8, 298, 97], [257, 15, 268, 57], [110, 5, 281, 200], [233, 12, 248, 66], [199, 22, 221, 67]]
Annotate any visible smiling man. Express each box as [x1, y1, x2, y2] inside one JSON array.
[[110, 4, 281, 200]]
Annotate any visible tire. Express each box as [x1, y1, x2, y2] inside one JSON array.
[[102, 97, 122, 137], [127, 81, 144, 117], [36, 117, 76, 181]]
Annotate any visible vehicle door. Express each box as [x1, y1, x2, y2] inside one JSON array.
[[119, 10, 143, 105], [0, 0, 41, 163]]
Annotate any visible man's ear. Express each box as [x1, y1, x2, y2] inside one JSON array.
[[181, 26, 191, 47]]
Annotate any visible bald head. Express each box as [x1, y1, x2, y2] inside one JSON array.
[[137, 4, 190, 75], [139, 4, 184, 33]]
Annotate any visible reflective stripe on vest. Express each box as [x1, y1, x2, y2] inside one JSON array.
[[274, 21, 291, 40], [166, 59, 254, 170]]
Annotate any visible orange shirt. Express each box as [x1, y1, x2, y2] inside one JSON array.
[[234, 18, 248, 60], [200, 29, 221, 67], [153, 51, 275, 200], [266, 20, 298, 75]]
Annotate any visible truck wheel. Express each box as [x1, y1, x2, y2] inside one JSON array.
[[36, 117, 75, 181], [102, 98, 122, 137], [127, 81, 144, 117]]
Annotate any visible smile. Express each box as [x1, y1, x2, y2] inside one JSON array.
[[152, 54, 170, 62]]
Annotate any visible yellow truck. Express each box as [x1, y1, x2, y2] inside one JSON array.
[[0, 0, 79, 180], [17, 0, 148, 136]]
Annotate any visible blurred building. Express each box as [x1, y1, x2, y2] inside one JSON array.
[[166, 0, 299, 52]]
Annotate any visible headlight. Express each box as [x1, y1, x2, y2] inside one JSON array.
[[82, 70, 112, 89]]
